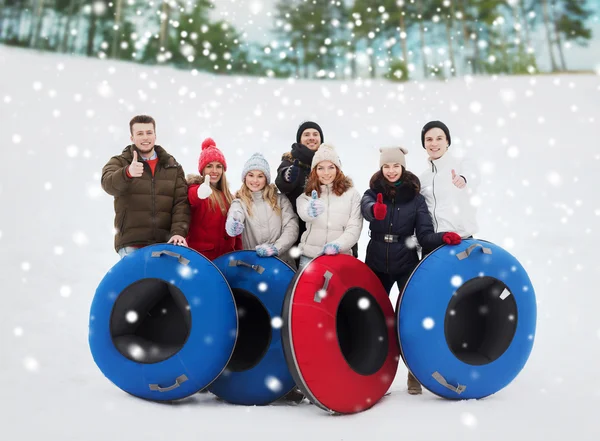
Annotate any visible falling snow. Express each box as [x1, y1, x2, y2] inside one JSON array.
[[265, 375, 282, 393], [59, 286, 72, 298], [271, 317, 283, 329], [451, 276, 463, 288], [461, 412, 478, 428], [422, 318, 435, 330], [23, 356, 40, 372], [358, 297, 370, 310], [125, 311, 138, 323], [1, 40, 597, 440]]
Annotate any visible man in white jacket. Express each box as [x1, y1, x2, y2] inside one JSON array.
[[419, 121, 479, 248]]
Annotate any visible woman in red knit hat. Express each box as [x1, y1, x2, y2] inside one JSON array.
[[186, 138, 242, 260]]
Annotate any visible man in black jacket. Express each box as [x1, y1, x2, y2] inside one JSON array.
[[275, 121, 324, 244]]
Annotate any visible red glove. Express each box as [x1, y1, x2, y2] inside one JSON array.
[[373, 193, 387, 220], [442, 232, 462, 245]]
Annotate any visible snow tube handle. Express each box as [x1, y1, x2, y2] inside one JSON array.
[[151, 250, 190, 265], [149, 374, 189, 392], [456, 243, 492, 260], [432, 371, 466, 395], [228, 259, 265, 274], [314, 270, 333, 303]]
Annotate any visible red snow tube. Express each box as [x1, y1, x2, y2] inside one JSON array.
[[282, 255, 399, 414]]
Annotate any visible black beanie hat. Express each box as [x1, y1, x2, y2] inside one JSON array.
[[421, 120, 451, 148], [296, 121, 324, 144]]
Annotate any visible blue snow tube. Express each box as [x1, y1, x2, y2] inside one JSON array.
[[208, 250, 296, 405], [398, 239, 536, 400], [89, 244, 237, 401]]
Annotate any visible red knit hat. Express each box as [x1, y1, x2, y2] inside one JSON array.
[[198, 137, 227, 173]]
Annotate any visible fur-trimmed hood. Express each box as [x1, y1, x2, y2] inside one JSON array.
[[186, 174, 204, 185], [369, 168, 420, 204]]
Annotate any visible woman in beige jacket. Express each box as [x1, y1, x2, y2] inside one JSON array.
[[296, 144, 363, 269], [225, 153, 299, 269]]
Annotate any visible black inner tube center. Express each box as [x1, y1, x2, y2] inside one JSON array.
[[336, 288, 388, 376], [445, 276, 518, 366], [226, 288, 272, 372], [110, 278, 191, 364]]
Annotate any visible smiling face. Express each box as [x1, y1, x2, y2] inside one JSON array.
[[202, 161, 224, 184], [300, 128, 322, 151], [245, 170, 267, 192], [382, 162, 403, 183], [130, 123, 156, 157], [424, 127, 449, 160], [316, 161, 337, 185]]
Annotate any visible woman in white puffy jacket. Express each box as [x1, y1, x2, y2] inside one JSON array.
[[225, 153, 300, 268], [419, 121, 479, 252], [296, 144, 363, 269]]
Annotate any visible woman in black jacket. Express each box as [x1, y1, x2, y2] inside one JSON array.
[[361, 147, 462, 395]]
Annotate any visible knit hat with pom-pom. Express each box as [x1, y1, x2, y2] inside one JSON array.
[[198, 138, 227, 173]]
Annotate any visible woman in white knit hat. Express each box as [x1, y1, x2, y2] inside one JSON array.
[[225, 152, 299, 268], [295, 144, 363, 269]]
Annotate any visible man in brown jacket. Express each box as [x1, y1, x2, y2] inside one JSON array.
[[101, 115, 190, 257]]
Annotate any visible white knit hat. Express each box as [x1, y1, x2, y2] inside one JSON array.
[[311, 143, 341, 170], [379, 146, 408, 168]]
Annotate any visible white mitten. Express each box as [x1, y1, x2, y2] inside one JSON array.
[[197, 175, 212, 199]]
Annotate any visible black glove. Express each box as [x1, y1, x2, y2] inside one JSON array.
[[284, 159, 300, 183]]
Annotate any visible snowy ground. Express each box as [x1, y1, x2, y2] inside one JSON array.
[[1, 45, 599, 440]]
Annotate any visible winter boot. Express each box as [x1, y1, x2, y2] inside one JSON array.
[[407, 371, 422, 395]]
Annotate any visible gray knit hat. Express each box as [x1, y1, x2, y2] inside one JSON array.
[[242, 152, 271, 184], [379, 147, 408, 168]]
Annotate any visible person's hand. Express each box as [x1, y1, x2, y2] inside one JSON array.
[[322, 243, 341, 255], [284, 159, 300, 183], [197, 175, 212, 199], [225, 216, 244, 237], [373, 193, 387, 220], [442, 232, 462, 245], [307, 190, 325, 218], [128, 151, 144, 178], [451, 169, 466, 189], [168, 235, 188, 246], [256, 244, 278, 257]]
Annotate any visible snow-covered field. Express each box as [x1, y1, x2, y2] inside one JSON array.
[[1, 45, 599, 440]]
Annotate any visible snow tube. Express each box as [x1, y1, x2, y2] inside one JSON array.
[[283, 255, 399, 414], [398, 239, 536, 400], [208, 251, 296, 405], [89, 244, 237, 401]]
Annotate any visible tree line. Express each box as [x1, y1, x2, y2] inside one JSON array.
[[0, 0, 593, 80]]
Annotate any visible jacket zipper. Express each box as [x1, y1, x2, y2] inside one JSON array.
[[325, 186, 330, 246], [386, 197, 395, 273], [431, 161, 439, 231], [151, 164, 157, 241]]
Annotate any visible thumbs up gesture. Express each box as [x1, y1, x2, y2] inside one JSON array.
[[451, 169, 466, 189], [197, 175, 213, 199], [128, 151, 144, 178], [373, 193, 387, 220], [307, 190, 325, 218]]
